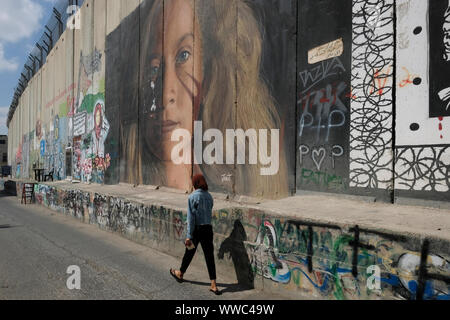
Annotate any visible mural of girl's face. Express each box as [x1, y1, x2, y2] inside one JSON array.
[[149, 0, 203, 161]]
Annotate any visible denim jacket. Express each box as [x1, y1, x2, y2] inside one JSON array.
[[186, 189, 214, 239]]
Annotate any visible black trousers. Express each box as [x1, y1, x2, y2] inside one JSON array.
[[180, 225, 217, 281]]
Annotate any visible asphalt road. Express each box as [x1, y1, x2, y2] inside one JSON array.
[[0, 191, 293, 300]]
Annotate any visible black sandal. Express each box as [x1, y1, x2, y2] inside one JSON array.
[[170, 269, 183, 283], [210, 288, 222, 296]]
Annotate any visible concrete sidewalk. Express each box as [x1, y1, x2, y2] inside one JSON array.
[[5, 178, 450, 300]]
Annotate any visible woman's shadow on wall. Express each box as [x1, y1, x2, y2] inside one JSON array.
[[218, 220, 255, 292]]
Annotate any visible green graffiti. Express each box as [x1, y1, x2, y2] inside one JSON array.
[[79, 93, 105, 114], [300, 168, 347, 191], [331, 234, 353, 300], [291, 268, 301, 287], [59, 100, 68, 117], [269, 262, 277, 278]]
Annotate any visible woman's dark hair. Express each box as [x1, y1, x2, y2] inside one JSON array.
[[192, 174, 208, 191]]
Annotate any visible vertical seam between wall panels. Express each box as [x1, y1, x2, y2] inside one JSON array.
[[192, 0, 196, 181], [116, 1, 122, 185], [115, 1, 121, 185], [234, 0, 238, 198], [119, 1, 123, 185], [72, 0, 76, 180], [138, 1, 141, 186], [103, 0, 106, 183], [294, 0, 299, 196], [163, 0, 167, 185], [392, 0, 397, 204]]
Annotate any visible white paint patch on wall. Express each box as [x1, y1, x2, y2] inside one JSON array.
[[396, 0, 450, 147], [308, 38, 344, 64], [350, 0, 395, 189]]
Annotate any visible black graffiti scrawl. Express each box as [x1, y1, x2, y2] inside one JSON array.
[[430, 0, 450, 118], [296, 0, 352, 193]]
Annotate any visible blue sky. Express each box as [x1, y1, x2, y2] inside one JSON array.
[[0, 0, 59, 135]]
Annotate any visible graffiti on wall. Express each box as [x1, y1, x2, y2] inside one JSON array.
[[22, 134, 30, 179], [350, 0, 395, 191], [430, 0, 450, 118], [9, 0, 450, 203], [71, 48, 111, 183], [395, 0, 450, 196], [42, 115, 66, 180], [245, 217, 450, 300], [30, 181, 450, 300], [295, 0, 352, 193], [395, 146, 450, 193], [211, 207, 450, 300]]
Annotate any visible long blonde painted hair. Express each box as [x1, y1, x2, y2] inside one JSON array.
[[123, 0, 289, 199]]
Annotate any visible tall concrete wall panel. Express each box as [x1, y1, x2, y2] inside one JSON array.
[[297, 0, 352, 196], [8, 0, 450, 204], [199, 0, 238, 195], [117, 0, 140, 185], [350, 0, 395, 201], [104, 0, 121, 184], [395, 0, 450, 201]]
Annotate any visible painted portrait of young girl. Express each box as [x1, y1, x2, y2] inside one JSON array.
[[112, 0, 295, 199]]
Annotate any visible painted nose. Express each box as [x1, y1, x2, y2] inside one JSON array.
[[163, 62, 177, 108]]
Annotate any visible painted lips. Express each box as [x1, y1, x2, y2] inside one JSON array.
[[162, 120, 179, 134]]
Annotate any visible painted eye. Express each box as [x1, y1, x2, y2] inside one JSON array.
[[149, 58, 160, 80], [150, 65, 159, 79], [176, 50, 191, 64]]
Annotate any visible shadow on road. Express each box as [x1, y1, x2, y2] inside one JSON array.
[[0, 190, 22, 230], [180, 279, 253, 294], [0, 222, 22, 230], [0, 189, 15, 198]]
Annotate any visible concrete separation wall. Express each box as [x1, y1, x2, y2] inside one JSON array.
[[10, 180, 450, 300], [8, 0, 450, 205]]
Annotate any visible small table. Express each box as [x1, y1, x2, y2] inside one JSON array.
[[34, 169, 45, 182]]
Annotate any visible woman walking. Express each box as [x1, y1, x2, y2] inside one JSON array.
[[170, 174, 221, 295]]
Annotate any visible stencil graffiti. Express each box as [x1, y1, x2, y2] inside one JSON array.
[[395, 146, 450, 192], [350, 0, 394, 190]]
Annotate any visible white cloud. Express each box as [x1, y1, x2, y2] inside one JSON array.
[[0, 106, 9, 135], [0, 0, 47, 73], [0, 43, 18, 72], [0, 0, 44, 43]]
